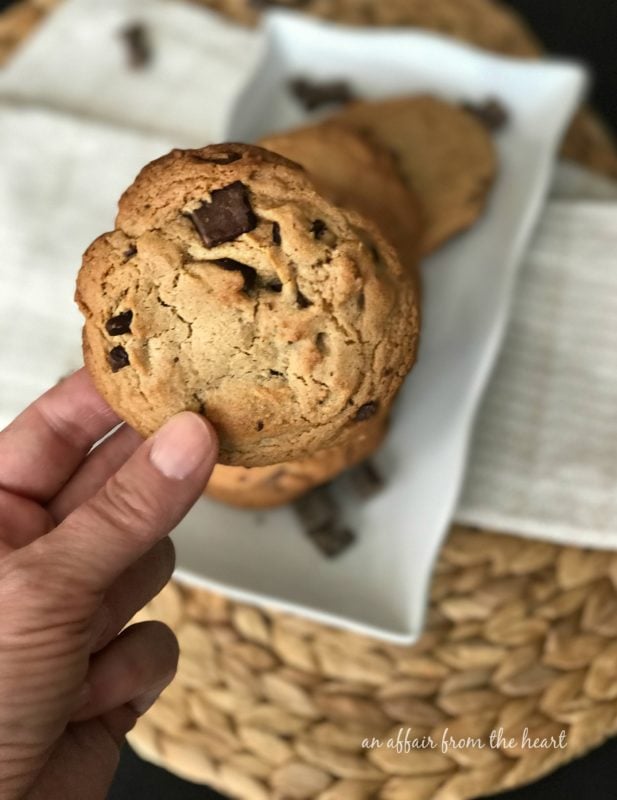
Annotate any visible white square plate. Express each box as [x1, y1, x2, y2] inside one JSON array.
[[171, 12, 585, 643]]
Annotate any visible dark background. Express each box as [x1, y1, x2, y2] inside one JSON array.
[[1, 0, 616, 797]]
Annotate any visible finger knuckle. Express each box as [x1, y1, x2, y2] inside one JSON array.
[[89, 473, 160, 539]]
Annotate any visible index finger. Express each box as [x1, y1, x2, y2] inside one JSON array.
[[0, 368, 120, 504]]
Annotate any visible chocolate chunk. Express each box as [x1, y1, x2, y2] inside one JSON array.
[[191, 152, 241, 165], [119, 22, 151, 69], [295, 487, 356, 557], [256, 420, 264, 431], [463, 98, 509, 131], [213, 258, 257, 292], [311, 219, 326, 239], [349, 460, 384, 499], [123, 245, 137, 261], [355, 401, 378, 421], [294, 486, 337, 532], [296, 290, 313, 308], [309, 525, 356, 558], [289, 77, 355, 112], [108, 345, 129, 372], [105, 310, 133, 336], [269, 369, 283, 377], [272, 221, 281, 245], [189, 181, 257, 248]]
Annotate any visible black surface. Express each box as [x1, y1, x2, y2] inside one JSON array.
[[0, 0, 615, 796], [508, 0, 617, 133]]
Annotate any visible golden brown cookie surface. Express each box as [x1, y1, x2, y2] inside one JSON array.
[[334, 96, 497, 255], [77, 143, 420, 466], [206, 412, 388, 508], [260, 121, 424, 277]]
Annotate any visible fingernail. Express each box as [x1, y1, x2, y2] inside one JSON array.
[[129, 671, 175, 716], [129, 688, 162, 716], [149, 412, 213, 480]]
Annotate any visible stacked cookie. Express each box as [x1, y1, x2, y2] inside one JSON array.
[[76, 96, 496, 509], [206, 96, 497, 507]]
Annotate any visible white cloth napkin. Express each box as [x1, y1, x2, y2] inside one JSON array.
[[1, 0, 617, 550]]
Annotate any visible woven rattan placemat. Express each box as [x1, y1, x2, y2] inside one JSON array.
[[2, 1, 617, 797], [129, 530, 617, 800]]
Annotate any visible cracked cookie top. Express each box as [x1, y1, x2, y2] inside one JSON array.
[[76, 143, 420, 467]]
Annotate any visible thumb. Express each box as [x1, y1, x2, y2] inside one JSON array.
[[42, 411, 217, 593]]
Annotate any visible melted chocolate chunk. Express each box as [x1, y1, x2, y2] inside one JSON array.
[[311, 219, 326, 239], [213, 258, 257, 292], [108, 345, 129, 372], [289, 77, 355, 111], [269, 369, 283, 377], [123, 245, 137, 261], [105, 310, 133, 336], [189, 181, 257, 248], [355, 401, 378, 421], [296, 290, 313, 308], [272, 221, 281, 245], [256, 420, 264, 431], [463, 98, 509, 131], [119, 22, 151, 69], [191, 152, 241, 165]]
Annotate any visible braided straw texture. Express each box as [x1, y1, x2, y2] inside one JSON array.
[[128, 527, 617, 799]]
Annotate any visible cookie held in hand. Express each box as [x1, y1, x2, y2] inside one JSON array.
[[76, 143, 420, 466]]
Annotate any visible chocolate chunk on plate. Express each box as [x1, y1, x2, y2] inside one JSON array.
[[289, 77, 355, 111], [463, 98, 509, 131], [308, 525, 356, 558], [189, 181, 257, 248], [348, 459, 384, 499], [119, 22, 151, 69], [294, 485, 355, 558]]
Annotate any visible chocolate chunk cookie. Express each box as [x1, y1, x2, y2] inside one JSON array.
[[259, 121, 423, 280], [335, 96, 497, 255], [206, 411, 388, 508], [76, 143, 420, 467]]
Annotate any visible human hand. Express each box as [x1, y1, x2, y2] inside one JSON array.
[[0, 369, 217, 800]]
